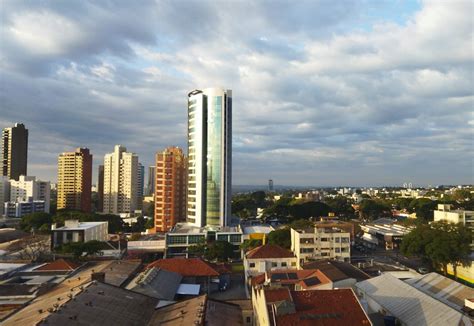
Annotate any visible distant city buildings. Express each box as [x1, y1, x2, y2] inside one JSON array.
[[187, 88, 232, 228], [137, 162, 144, 209], [57, 148, 92, 213], [2, 123, 28, 181], [0, 176, 10, 216], [154, 147, 187, 233], [146, 165, 155, 196], [8, 175, 50, 213], [103, 145, 139, 215], [268, 179, 274, 192]]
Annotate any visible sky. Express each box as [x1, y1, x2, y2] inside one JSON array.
[[0, 0, 472, 187]]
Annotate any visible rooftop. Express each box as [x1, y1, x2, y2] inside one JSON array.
[[34, 259, 81, 272], [53, 220, 107, 231], [263, 288, 372, 326], [37, 281, 158, 326], [126, 267, 182, 300], [246, 244, 295, 259], [149, 294, 243, 325], [252, 268, 332, 289], [146, 258, 220, 277], [361, 223, 412, 236], [303, 260, 371, 282], [356, 273, 471, 326], [170, 223, 241, 234], [243, 225, 274, 234], [101, 260, 142, 287]]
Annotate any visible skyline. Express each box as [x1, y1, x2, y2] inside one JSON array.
[[1, 1, 473, 186]]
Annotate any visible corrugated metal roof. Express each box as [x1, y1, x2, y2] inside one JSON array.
[[356, 273, 472, 326]]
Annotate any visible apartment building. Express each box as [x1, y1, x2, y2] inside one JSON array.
[[9, 175, 50, 213], [291, 225, 351, 268], [2, 123, 28, 181]]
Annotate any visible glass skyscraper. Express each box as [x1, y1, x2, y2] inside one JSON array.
[[187, 88, 232, 227]]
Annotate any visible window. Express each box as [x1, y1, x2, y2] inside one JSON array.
[[246, 317, 251, 323], [291, 262, 296, 267], [335, 237, 340, 243], [229, 234, 242, 243], [249, 263, 255, 268], [271, 262, 277, 267], [335, 248, 341, 253], [341, 237, 350, 243], [217, 234, 228, 241], [188, 235, 205, 244], [167, 235, 187, 245], [321, 238, 329, 242], [281, 262, 287, 267]]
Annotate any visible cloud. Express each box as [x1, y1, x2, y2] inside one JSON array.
[[0, 0, 472, 186]]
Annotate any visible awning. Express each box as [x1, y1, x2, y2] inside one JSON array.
[[176, 283, 200, 296]]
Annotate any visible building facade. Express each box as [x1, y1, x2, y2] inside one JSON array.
[[51, 220, 108, 248], [187, 88, 232, 227], [146, 166, 155, 196], [291, 226, 351, 268], [0, 176, 10, 216], [2, 123, 28, 181], [97, 165, 104, 212], [57, 148, 92, 213], [4, 200, 46, 218], [154, 147, 187, 232], [137, 163, 144, 209], [9, 175, 50, 213], [103, 145, 139, 215]]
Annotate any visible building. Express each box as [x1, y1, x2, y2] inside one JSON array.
[[355, 273, 472, 326], [4, 200, 47, 218], [154, 147, 187, 232], [250, 268, 333, 291], [165, 223, 242, 258], [187, 88, 232, 227], [0, 176, 10, 216], [103, 145, 139, 215], [359, 223, 412, 250], [97, 164, 104, 212], [51, 219, 108, 248], [290, 225, 351, 268], [57, 148, 92, 213], [9, 176, 50, 213], [146, 165, 155, 196], [435, 204, 474, 248], [252, 287, 372, 326], [2, 123, 28, 181], [268, 179, 274, 192], [244, 244, 298, 285], [137, 162, 144, 209], [302, 259, 371, 288]]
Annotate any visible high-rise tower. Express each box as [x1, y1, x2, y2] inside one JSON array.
[[155, 147, 187, 232], [187, 88, 232, 227], [57, 148, 93, 212], [2, 123, 28, 181]]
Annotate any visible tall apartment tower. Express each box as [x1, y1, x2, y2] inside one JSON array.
[[137, 163, 144, 209], [57, 148, 92, 213], [97, 165, 104, 212], [146, 166, 156, 196], [103, 145, 139, 215], [2, 123, 28, 181], [154, 147, 187, 232], [187, 88, 232, 227]]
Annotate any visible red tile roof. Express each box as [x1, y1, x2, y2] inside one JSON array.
[[267, 289, 371, 326], [35, 259, 81, 272], [251, 273, 266, 286], [264, 287, 292, 303], [146, 258, 220, 277], [251, 269, 331, 289], [246, 245, 295, 259]]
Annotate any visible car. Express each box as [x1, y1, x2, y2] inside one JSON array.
[[418, 267, 429, 274]]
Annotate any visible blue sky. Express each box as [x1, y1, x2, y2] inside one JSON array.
[[0, 0, 472, 187]]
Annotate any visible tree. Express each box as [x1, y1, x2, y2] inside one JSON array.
[[359, 199, 390, 220], [453, 189, 472, 202], [188, 240, 235, 262], [7, 235, 51, 262], [60, 240, 106, 258], [145, 217, 154, 230], [240, 239, 262, 252], [267, 228, 291, 249], [288, 201, 331, 220], [409, 198, 437, 221], [324, 196, 355, 218], [289, 219, 314, 230], [20, 212, 53, 233]]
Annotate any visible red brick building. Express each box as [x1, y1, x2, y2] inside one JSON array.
[[154, 147, 186, 232]]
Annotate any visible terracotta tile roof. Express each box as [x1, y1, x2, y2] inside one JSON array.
[[251, 269, 332, 289], [251, 273, 266, 286], [146, 258, 220, 277], [35, 259, 81, 272], [246, 244, 295, 259], [264, 287, 292, 303], [268, 289, 372, 326]]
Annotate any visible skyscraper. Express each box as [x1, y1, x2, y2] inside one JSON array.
[[146, 166, 156, 196], [2, 123, 28, 181], [103, 145, 139, 215], [268, 179, 274, 192], [137, 163, 144, 199], [187, 88, 232, 227], [57, 148, 93, 213], [154, 147, 187, 232], [97, 165, 104, 212]]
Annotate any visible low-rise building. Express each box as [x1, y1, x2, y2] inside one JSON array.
[[360, 223, 411, 250], [303, 259, 371, 288], [165, 223, 242, 258], [51, 220, 108, 249], [244, 244, 297, 285], [291, 226, 351, 268], [252, 286, 372, 326], [4, 199, 47, 218], [251, 268, 333, 291]]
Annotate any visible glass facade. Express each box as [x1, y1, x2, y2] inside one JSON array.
[[206, 96, 222, 226]]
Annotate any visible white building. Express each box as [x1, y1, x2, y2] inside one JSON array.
[[9, 176, 50, 213], [4, 200, 47, 218], [243, 244, 297, 285], [103, 145, 139, 215], [290, 226, 351, 268], [51, 220, 108, 248], [187, 88, 232, 228], [0, 176, 10, 216]]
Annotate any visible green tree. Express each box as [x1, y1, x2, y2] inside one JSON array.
[[267, 228, 291, 249], [453, 189, 472, 202], [188, 240, 235, 262], [324, 196, 355, 218], [359, 199, 390, 220], [409, 198, 437, 221], [240, 239, 262, 252], [289, 219, 314, 230], [20, 212, 53, 232]]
